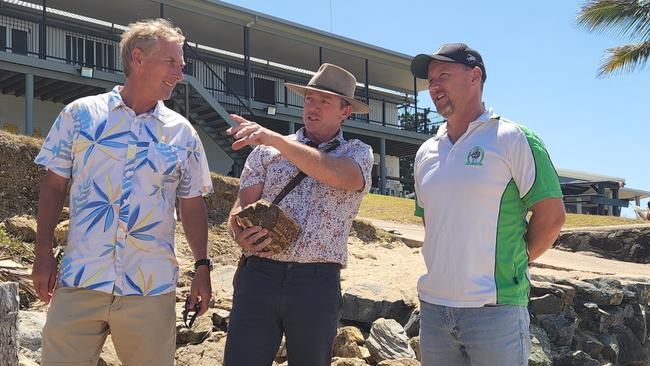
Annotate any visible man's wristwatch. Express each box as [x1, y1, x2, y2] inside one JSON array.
[[194, 258, 214, 271]]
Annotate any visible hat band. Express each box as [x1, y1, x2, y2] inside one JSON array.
[[306, 83, 352, 98]]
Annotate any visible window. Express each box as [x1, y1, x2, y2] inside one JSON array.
[[226, 72, 246, 96], [254, 77, 276, 104], [0, 26, 6, 51], [66, 35, 116, 70], [11, 29, 28, 55]]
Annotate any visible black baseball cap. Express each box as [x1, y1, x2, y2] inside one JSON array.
[[410, 43, 486, 82]]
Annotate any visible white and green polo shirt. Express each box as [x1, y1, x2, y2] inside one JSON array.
[[414, 109, 562, 307]]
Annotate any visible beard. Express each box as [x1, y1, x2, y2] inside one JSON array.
[[435, 99, 454, 119]]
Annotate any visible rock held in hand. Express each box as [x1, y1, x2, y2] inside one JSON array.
[[235, 199, 300, 254]]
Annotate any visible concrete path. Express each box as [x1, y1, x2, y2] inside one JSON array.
[[359, 217, 650, 280]]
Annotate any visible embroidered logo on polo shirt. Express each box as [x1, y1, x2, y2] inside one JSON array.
[[465, 146, 484, 166]]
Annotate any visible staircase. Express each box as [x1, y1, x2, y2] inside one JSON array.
[[168, 42, 257, 174], [169, 77, 252, 172]]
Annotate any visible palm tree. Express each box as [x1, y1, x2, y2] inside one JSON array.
[[577, 0, 650, 76]]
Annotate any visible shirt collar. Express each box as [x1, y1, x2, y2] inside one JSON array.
[[434, 107, 500, 139], [107, 85, 167, 124], [295, 127, 344, 148]]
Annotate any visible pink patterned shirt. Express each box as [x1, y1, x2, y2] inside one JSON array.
[[239, 128, 373, 265]]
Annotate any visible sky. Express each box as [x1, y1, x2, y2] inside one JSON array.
[[223, 0, 649, 216]]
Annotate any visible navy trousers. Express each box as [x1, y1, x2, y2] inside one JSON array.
[[224, 256, 343, 366]]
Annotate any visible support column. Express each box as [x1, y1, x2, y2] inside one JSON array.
[[243, 25, 251, 103], [319, 47, 323, 66], [40, 0, 47, 59], [159, 3, 164, 18], [364, 59, 369, 123], [288, 121, 295, 134], [25, 73, 34, 136], [380, 137, 386, 195], [635, 197, 641, 206], [184, 84, 190, 120], [413, 77, 418, 130]]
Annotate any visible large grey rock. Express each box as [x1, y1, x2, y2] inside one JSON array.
[[537, 311, 579, 346], [624, 303, 646, 344], [555, 278, 624, 306], [552, 349, 600, 366], [18, 310, 46, 353], [530, 293, 565, 315], [529, 324, 552, 366], [556, 226, 650, 263], [572, 329, 604, 358], [403, 308, 419, 338], [597, 332, 620, 364], [610, 325, 648, 365], [621, 281, 650, 304], [530, 281, 576, 311], [342, 283, 415, 325], [366, 318, 415, 362], [575, 302, 606, 332], [597, 304, 628, 330]]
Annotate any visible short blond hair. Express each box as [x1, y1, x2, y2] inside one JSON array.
[[120, 18, 184, 77]]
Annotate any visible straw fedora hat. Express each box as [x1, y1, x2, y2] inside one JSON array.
[[285, 63, 371, 114]]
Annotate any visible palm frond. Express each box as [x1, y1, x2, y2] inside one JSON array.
[[578, 0, 650, 39], [598, 40, 650, 76]]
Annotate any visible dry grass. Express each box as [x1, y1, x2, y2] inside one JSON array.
[[0, 225, 34, 263], [357, 193, 647, 228], [358, 194, 422, 225]]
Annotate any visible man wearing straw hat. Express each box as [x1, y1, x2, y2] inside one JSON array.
[[223, 63, 373, 365]]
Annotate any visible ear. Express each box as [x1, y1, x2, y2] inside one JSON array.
[[471, 67, 482, 85], [341, 104, 353, 120], [131, 48, 145, 72]]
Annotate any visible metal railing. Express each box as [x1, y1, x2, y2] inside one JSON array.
[[396, 105, 445, 135], [1, 7, 442, 134], [183, 42, 255, 118]]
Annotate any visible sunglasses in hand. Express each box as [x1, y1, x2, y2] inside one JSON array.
[[182, 297, 201, 328]]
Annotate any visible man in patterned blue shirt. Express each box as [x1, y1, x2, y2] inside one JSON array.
[[32, 19, 214, 365]]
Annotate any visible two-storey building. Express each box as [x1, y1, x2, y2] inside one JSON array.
[[0, 0, 442, 196]]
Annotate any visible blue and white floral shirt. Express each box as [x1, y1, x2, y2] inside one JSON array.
[[35, 86, 213, 296]]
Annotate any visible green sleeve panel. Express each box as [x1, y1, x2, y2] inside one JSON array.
[[517, 125, 563, 208]]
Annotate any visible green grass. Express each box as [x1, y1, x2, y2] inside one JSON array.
[[358, 193, 647, 228]]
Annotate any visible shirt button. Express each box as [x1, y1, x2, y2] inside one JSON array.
[[125, 171, 133, 178]]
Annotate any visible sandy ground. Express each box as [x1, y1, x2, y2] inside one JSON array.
[[347, 217, 650, 299]]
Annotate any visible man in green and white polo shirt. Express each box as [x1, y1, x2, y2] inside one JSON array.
[[410, 43, 566, 365]]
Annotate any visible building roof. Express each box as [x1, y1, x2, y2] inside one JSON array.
[[557, 168, 650, 201], [18, 0, 430, 93]]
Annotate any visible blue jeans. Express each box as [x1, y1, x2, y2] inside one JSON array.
[[419, 300, 530, 366]]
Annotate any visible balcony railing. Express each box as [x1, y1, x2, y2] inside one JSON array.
[[0, 6, 443, 134]]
